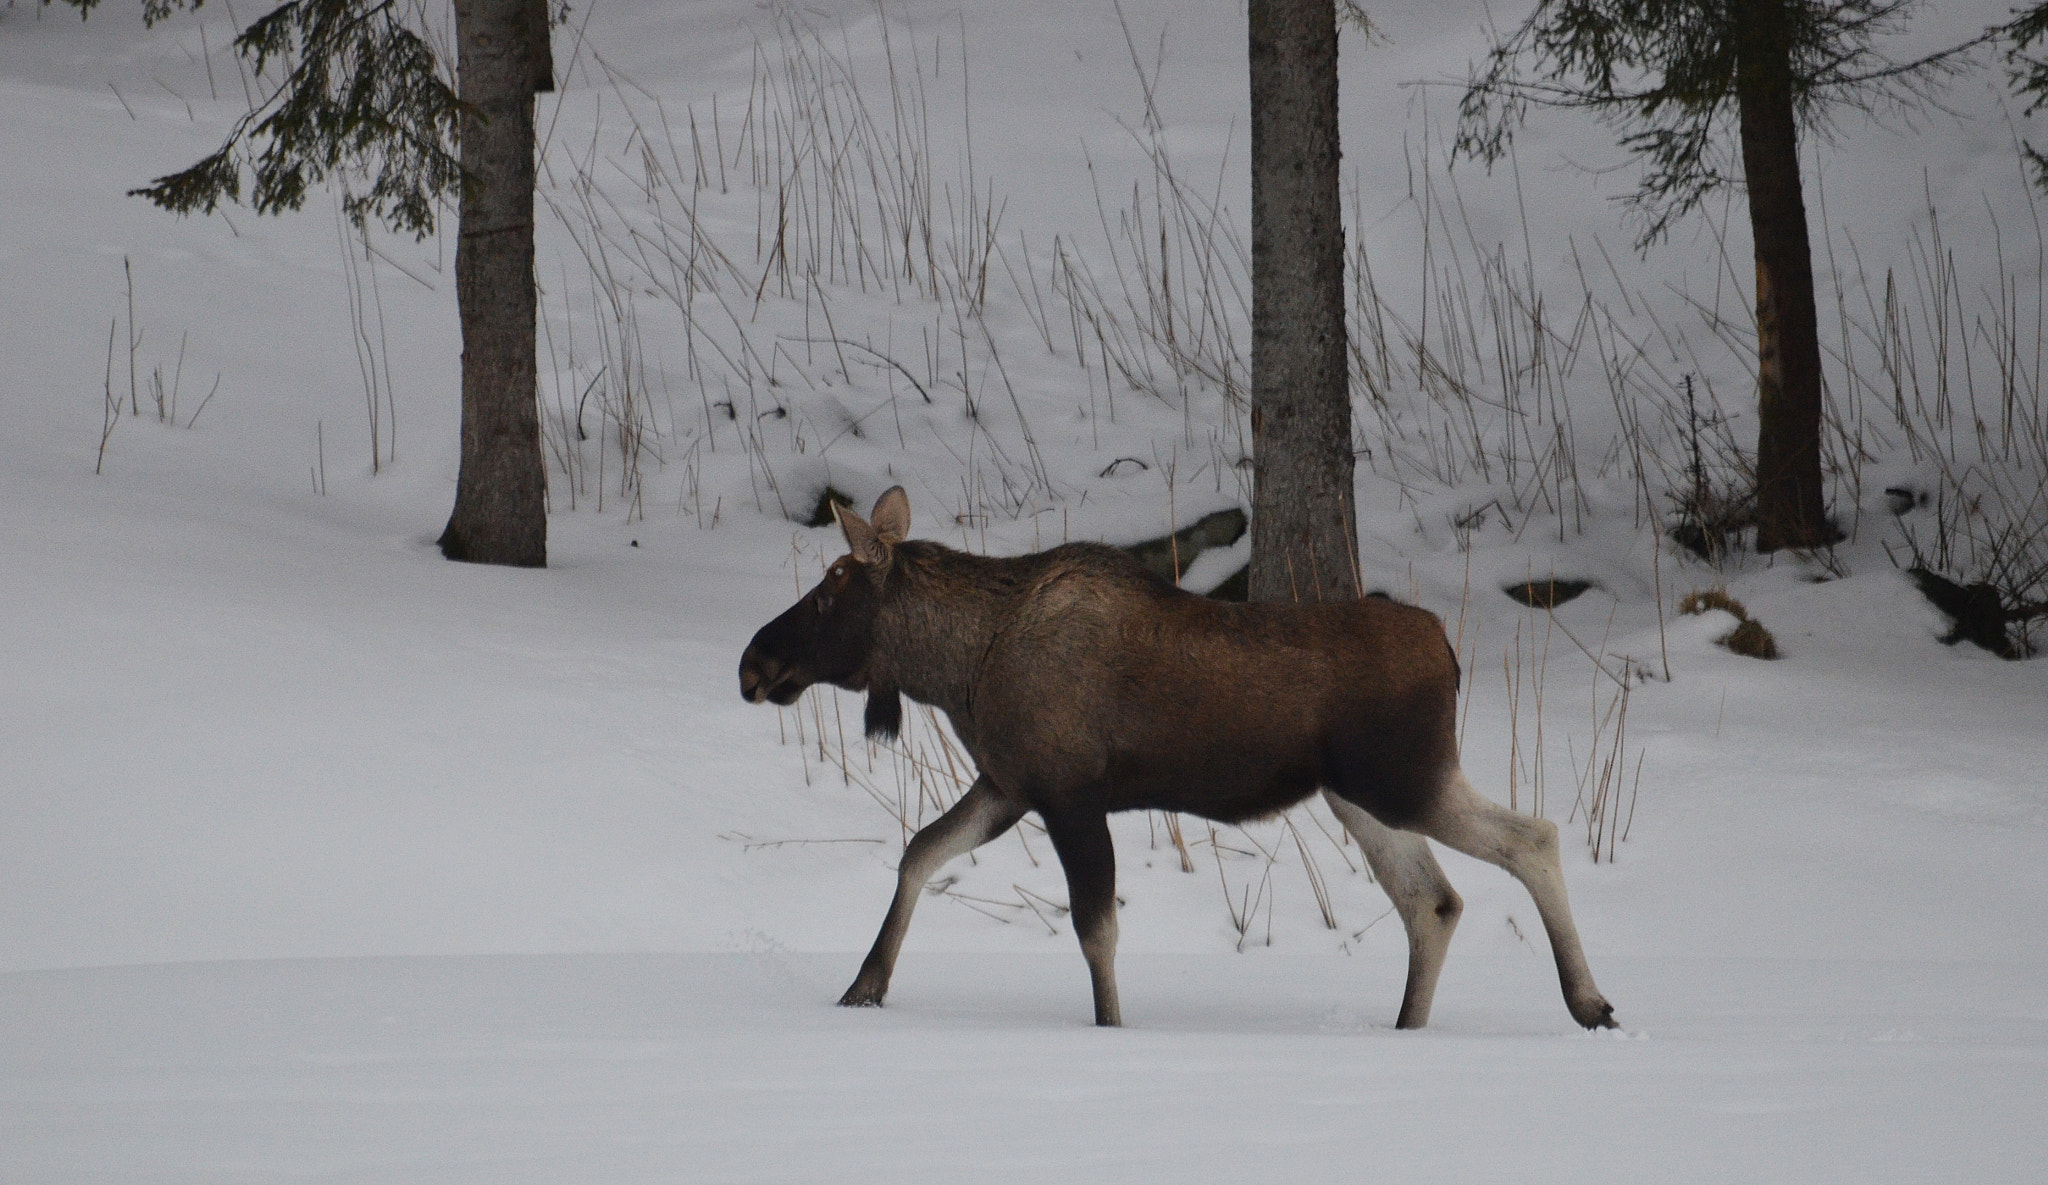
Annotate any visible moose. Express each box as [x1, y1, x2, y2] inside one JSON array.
[[739, 487, 1618, 1031]]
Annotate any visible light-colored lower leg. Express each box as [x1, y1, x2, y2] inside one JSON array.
[[1417, 771, 1617, 1029], [1043, 811, 1122, 1027], [1322, 791, 1462, 1029], [840, 777, 1025, 1007], [1079, 909, 1121, 1028]]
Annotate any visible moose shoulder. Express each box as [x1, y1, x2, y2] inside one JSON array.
[[739, 486, 1618, 1031]]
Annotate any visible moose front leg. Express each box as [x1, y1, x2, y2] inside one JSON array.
[[1042, 810, 1121, 1027], [840, 776, 1026, 1008]]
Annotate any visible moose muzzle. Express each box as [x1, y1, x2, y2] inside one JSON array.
[[738, 646, 805, 705]]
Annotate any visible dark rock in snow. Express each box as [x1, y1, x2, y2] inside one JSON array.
[[1503, 578, 1596, 609]]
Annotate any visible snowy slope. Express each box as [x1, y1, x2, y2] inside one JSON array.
[[3, 1, 2045, 1181]]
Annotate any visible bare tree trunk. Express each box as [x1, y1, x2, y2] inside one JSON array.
[[439, 0, 548, 567], [1737, 0, 1833, 553], [524, 0, 556, 94], [1247, 0, 1357, 603]]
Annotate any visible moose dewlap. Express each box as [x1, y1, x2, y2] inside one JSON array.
[[739, 487, 1617, 1031]]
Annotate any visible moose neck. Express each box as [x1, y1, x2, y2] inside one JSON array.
[[869, 542, 1030, 724]]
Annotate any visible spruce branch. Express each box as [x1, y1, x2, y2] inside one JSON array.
[[1453, 0, 1990, 248], [54, 0, 469, 239]]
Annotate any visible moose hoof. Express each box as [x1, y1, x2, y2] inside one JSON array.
[[838, 983, 886, 1008], [1571, 995, 1618, 1030]]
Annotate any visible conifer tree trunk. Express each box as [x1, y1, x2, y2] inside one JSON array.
[[1247, 0, 1357, 603], [439, 0, 548, 567], [1737, 0, 1831, 552]]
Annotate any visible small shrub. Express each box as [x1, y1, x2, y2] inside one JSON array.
[[1719, 618, 1780, 659], [1678, 588, 1778, 659], [1667, 485, 1753, 562], [1677, 588, 1746, 618]]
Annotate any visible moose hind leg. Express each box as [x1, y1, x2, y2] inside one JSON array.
[[1042, 810, 1121, 1027], [840, 776, 1025, 1008], [1320, 791, 1462, 1029], [1417, 770, 1618, 1029]]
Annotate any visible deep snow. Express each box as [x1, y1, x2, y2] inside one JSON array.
[[3, 0, 2046, 1181]]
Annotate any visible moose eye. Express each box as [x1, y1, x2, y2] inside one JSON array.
[[817, 593, 833, 615]]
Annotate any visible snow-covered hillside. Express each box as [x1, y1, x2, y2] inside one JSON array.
[[3, 1, 2044, 1181]]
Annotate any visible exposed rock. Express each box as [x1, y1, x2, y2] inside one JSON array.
[[1503, 578, 1595, 609], [805, 485, 856, 528], [1122, 507, 1248, 586], [1907, 567, 2029, 659]]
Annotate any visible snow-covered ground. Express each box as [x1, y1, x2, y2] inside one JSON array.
[[4, 1, 2045, 1181], [7, 953, 2043, 1183]]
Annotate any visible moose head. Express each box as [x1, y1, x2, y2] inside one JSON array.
[[737, 487, 910, 738]]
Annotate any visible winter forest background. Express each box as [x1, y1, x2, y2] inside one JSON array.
[[3, 1, 2045, 1181]]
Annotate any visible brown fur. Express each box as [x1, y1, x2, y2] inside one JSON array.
[[739, 488, 1617, 1031], [864, 539, 1459, 831]]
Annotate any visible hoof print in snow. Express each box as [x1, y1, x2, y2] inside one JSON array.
[[1503, 578, 1595, 609]]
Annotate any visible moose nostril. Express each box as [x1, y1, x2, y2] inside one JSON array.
[[739, 649, 785, 702]]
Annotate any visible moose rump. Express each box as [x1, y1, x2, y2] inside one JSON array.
[[739, 487, 1617, 1031]]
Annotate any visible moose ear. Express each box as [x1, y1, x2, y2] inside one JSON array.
[[832, 499, 891, 568], [869, 486, 911, 544]]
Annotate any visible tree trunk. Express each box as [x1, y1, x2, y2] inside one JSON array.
[[439, 0, 548, 567], [1247, 0, 1357, 603], [525, 0, 557, 94], [1737, 0, 1832, 553]]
